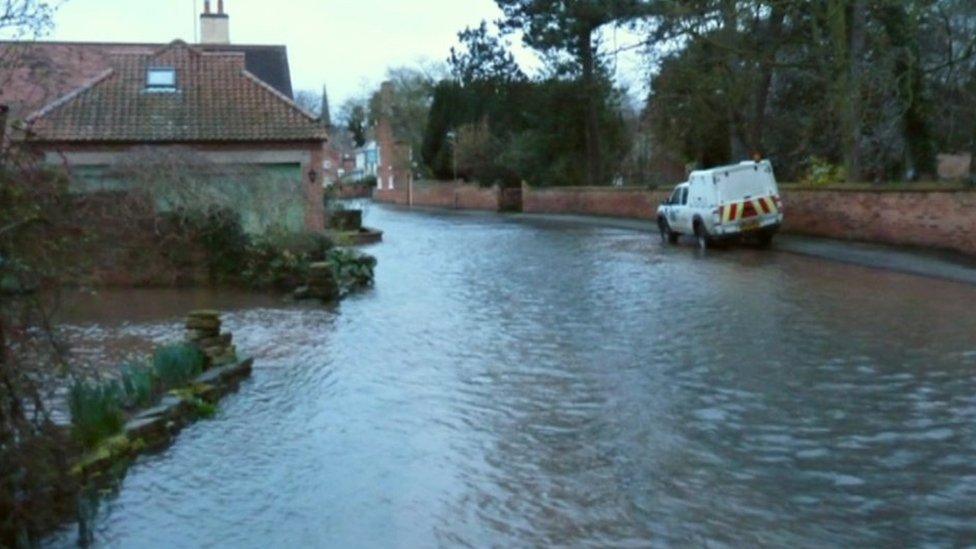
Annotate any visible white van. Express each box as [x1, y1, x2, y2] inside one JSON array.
[[656, 160, 783, 249]]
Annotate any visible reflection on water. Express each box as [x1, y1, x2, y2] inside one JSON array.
[[49, 206, 976, 547]]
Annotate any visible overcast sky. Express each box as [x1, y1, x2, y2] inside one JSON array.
[[48, 0, 646, 109]]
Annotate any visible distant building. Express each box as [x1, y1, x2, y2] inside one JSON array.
[[374, 81, 412, 191], [356, 140, 380, 181]]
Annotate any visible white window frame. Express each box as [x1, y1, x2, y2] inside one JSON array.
[[146, 68, 177, 92]]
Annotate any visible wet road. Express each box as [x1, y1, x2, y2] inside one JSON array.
[[50, 205, 976, 546]]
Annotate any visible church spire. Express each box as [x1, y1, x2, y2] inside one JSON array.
[[320, 84, 332, 127]]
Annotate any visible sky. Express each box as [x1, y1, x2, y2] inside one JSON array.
[[47, 0, 647, 109]]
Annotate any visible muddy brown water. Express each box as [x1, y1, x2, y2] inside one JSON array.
[[47, 205, 976, 546]]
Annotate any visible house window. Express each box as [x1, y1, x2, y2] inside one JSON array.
[[146, 68, 177, 92]]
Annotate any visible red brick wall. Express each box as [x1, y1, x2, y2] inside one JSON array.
[[305, 145, 326, 232], [374, 187, 408, 205], [411, 182, 457, 208], [375, 81, 413, 192], [333, 184, 373, 199], [780, 188, 976, 256], [373, 181, 501, 211], [522, 185, 668, 220], [378, 181, 976, 257]]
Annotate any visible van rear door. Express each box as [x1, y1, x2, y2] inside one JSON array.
[[715, 162, 781, 229], [715, 164, 776, 204]]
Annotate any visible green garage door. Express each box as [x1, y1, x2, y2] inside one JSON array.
[[71, 162, 306, 234]]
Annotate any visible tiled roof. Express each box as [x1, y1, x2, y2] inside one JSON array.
[[24, 40, 326, 143], [0, 40, 295, 122]]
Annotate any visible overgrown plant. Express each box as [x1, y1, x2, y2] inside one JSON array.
[[0, 145, 81, 544], [327, 249, 377, 293], [801, 158, 848, 187], [242, 229, 334, 290], [152, 344, 206, 388], [119, 364, 157, 409], [163, 206, 250, 284], [67, 382, 125, 449]]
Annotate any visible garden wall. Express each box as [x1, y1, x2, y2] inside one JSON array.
[[373, 181, 503, 211], [333, 184, 374, 199], [521, 185, 668, 220], [521, 184, 976, 257], [69, 192, 211, 287], [780, 187, 976, 257], [375, 181, 976, 257]]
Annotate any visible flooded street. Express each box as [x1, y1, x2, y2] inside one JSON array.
[[51, 205, 976, 546]]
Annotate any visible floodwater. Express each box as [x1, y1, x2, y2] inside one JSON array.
[[49, 205, 976, 547]]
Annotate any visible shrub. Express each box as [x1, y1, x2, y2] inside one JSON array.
[[68, 381, 125, 449], [160, 206, 250, 283], [242, 229, 334, 290], [801, 157, 848, 186], [152, 344, 206, 388], [327, 249, 377, 292], [194, 207, 250, 283], [119, 364, 157, 409]]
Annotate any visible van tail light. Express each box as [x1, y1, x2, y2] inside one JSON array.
[[714, 206, 723, 224], [773, 195, 782, 210]]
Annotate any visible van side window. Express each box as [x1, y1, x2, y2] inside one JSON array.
[[680, 187, 689, 205], [669, 188, 682, 204]]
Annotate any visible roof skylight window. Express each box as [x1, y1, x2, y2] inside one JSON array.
[[146, 68, 177, 92]]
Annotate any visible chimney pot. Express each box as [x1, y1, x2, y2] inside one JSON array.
[[218, 0, 224, 14], [204, 0, 211, 14]]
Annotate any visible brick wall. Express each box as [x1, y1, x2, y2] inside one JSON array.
[[522, 185, 668, 220], [374, 187, 408, 205], [305, 145, 326, 232], [375, 181, 976, 257], [373, 181, 502, 211], [375, 81, 412, 192], [521, 184, 976, 256], [333, 184, 374, 199], [780, 188, 976, 256]]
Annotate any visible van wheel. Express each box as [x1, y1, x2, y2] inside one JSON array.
[[757, 232, 774, 248], [695, 223, 710, 250], [658, 218, 678, 244]]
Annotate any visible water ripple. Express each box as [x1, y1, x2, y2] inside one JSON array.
[[45, 206, 976, 547]]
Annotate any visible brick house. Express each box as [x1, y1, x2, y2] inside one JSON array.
[[373, 81, 413, 201], [0, 2, 329, 232]]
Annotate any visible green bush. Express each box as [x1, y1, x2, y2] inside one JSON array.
[[119, 364, 157, 409], [68, 381, 125, 448], [152, 344, 206, 388], [327, 249, 377, 292], [158, 206, 250, 283], [195, 207, 250, 283], [801, 157, 848, 186], [242, 229, 334, 290]]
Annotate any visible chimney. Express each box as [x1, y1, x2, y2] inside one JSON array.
[[200, 0, 229, 44]]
